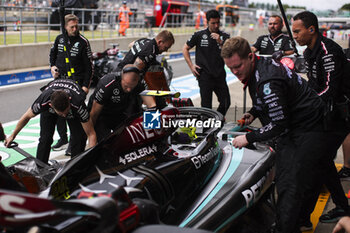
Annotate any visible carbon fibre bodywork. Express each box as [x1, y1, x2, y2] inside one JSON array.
[[2, 106, 275, 233], [43, 107, 275, 232]]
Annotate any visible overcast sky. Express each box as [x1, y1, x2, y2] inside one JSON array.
[[250, 0, 349, 11]]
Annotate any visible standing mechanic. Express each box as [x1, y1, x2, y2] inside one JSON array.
[[89, 65, 156, 142], [49, 14, 93, 154], [251, 15, 294, 60], [117, 30, 174, 75], [4, 79, 97, 164], [183, 9, 231, 116], [292, 11, 350, 227], [221, 36, 334, 233]]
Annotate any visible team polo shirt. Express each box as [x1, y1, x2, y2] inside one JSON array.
[[32, 79, 89, 122], [91, 73, 145, 118], [186, 28, 230, 79], [253, 34, 293, 55]]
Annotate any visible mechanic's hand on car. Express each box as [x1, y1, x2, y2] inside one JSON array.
[[4, 134, 14, 148], [51, 66, 59, 79], [238, 113, 254, 126], [191, 64, 202, 78], [272, 50, 284, 61], [232, 135, 249, 149], [332, 216, 350, 233]]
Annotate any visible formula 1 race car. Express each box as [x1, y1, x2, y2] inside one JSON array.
[[0, 95, 276, 233], [91, 44, 173, 88]]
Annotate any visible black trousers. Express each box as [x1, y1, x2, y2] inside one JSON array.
[[55, 76, 84, 143], [275, 127, 338, 233], [94, 114, 126, 142], [198, 74, 230, 116], [56, 116, 68, 141], [299, 122, 349, 222], [37, 111, 86, 163]]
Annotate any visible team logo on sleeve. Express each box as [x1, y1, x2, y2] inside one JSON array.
[[143, 110, 161, 129], [263, 83, 271, 95], [113, 88, 120, 95]]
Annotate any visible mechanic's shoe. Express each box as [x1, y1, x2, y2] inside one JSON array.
[[51, 139, 68, 151], [319, 207, 347, 223], [299, 220, 312, 231], [338, 166, 350, 180], [65, 148, 72, 157]]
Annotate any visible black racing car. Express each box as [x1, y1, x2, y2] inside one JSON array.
[[0, 103, 276, 233]]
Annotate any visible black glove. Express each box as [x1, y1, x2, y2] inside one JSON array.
[[272, 50, 284, 61], [0, 123, 5, 141]]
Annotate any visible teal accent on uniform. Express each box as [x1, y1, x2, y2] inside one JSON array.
[[263, 82, 271, 95]]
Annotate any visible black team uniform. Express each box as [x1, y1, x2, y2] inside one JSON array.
[[49, 33, 93, 88], [244, 56, 334, 233], [49, 33, 93, 151], [252, 33, 293, 55], [88, 73, 145, 141], [186, 28, 231, 116], [34, 79, 89, 163], [118, 38, 159, 75], [300, 33, 350, 223]]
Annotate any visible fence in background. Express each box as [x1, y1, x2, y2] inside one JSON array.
[[0, 5, 258, 45]]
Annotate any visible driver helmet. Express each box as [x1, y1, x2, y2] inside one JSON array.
[[172, 127, 197, 144]]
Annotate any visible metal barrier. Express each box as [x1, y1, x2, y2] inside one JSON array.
[[157, 11, 256, 36], [0, 6, 152, 45], [0, 5, 258, 45]]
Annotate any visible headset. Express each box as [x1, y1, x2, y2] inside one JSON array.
[[310, 28, 313, 32], [122, 66, 140, 74]]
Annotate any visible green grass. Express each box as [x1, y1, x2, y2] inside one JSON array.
[[0, 31, 59, 44], [0, 27, 197, 45], [0, 30, 119, 45]]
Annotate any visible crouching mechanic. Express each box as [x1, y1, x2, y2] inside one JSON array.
[[89, 65, 156, 142], [4, 79, 97, 164], [221, 37, 335, 233]]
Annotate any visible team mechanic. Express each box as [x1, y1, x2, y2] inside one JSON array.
[[222, 37, 335, 233], [183, 9, 230, 116], [292, 11, 350, 227], [4, 79, 97, 164], [49, 14, 93, 154], [89, 65, 156, 142], [251, 15, 294, 60], [50, 14, 93, 92], [117, 30, 174, 75]]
